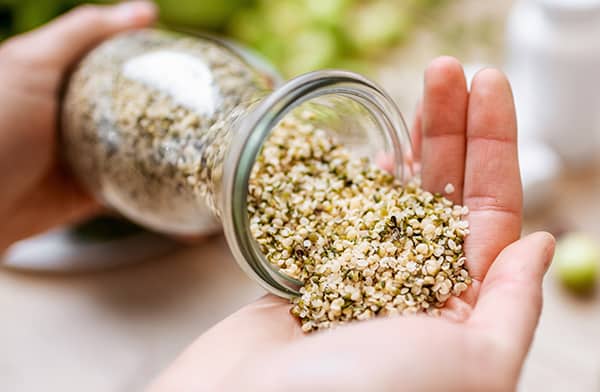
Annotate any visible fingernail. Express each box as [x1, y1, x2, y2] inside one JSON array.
[[114, 0, 157, 24]]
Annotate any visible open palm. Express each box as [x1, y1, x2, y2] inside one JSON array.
[[151, 58, 555, 392]]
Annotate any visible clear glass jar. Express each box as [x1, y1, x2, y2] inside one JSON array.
[[62, 29, 413, 297]]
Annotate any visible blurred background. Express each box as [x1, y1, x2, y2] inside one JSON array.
[[2, 0, 600, 391], [0, 0, 456, 77]]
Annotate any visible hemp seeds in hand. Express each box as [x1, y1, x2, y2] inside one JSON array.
[[248, 114, 471, 332]]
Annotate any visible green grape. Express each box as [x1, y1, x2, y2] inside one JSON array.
[[554, 233, 600, 293]]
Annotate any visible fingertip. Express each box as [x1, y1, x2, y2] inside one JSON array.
[[425, 56, 466, 89], [426, 56, 463, 74], [422, 56, 468, 125], [524, 231, 556, 272], [466, 67, 517, 143], [526, 231, 556, 248], [470, 68, 512, 98], [112, 0, 158, 26], [19, 1, 159, 69], [485, 232, 556, 287], [69, 1, 157, 28]]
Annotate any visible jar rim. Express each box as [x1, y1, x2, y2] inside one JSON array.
[[221, 70, 413, 298]]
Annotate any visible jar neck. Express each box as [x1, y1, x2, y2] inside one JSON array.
[[220, 70, 413, 298]]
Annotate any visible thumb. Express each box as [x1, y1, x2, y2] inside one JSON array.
[[469, 232, 555, 359], [3, 1, 156, 69]]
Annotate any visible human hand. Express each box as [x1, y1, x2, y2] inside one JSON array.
[[0, 1, 156, 252], [149, 58, 555, 391]]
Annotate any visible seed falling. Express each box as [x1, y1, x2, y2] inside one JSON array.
[[248, 113, 472, 332]]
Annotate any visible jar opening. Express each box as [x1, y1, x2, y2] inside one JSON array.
[[221, 70, 413, 298]]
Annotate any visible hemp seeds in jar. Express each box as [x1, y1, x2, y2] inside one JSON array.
[[62, 29, 274, 235]]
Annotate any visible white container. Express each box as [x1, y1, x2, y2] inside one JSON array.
[[506, 0, 600, 167]]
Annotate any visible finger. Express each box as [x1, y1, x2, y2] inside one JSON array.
[[469, 232, 555, 362], [421, 56, 468, 203], [463, 69, 522, 284], [410, 99, 423, 163], [5, 1, 156, 69], [149, 295, 301, 391]]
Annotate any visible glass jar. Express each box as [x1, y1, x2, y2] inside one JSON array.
[[62, 29, 413, 297]]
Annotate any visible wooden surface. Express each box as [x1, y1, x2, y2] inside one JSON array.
[[0, 238, 265, 391], [3, 1, 600, 391]]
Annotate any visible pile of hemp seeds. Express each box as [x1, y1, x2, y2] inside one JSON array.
[[248, 112, 471, 332]]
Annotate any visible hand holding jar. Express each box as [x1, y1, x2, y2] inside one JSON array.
[[0, 1, 157, 252]]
